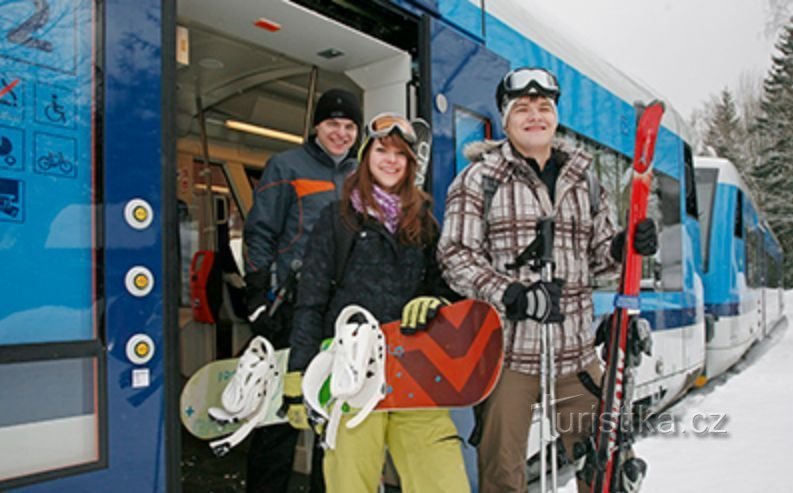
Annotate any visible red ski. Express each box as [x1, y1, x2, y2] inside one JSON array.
[[589, 101, 665, 493]]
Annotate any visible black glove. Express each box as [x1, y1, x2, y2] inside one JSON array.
[[245, 271, 277, 336], [610, 218, 658, 262], [502, 279, 565, 323]]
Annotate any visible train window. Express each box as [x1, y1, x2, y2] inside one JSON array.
[[453, 107, 491, 175], [683, 145, 698, 218], [655, 172, 681, 226], [554, 129, 684, 292], [0, 0, 106, 480], [695, 168, 718, 272], [650, 172, 683, 291], [558, 127, 632, 227], [746, 229, 761, 287], [0, 355, 102, 482], [734, 192, 743, 238], [557, 128, 633, 290]]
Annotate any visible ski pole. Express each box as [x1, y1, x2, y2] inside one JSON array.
[[536, 218, 558, 493], [506, 217, 559, 492]]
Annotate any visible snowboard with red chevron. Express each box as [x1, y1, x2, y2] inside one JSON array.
[[377, 298, 503, 410]]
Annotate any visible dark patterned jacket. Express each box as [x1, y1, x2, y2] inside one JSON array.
[[438, 140, 619, 377], [288, 201, 450, 372]]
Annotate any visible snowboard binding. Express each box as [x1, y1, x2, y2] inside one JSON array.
[[207, 336, 280, 456], [302, 305, 386, 449]]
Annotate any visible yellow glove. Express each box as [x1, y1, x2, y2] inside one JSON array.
[[282, 371, 309, 430], [400, 296, 450, 334]]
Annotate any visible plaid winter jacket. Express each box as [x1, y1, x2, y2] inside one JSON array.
[[438, 140, 619, 377]]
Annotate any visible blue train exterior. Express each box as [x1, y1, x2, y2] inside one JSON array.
[[695, 157, 785, 380], [429, 1, 707, 413], [0, 1, 782, 491]]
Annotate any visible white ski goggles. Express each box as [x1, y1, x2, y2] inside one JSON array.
[[502, 68, 560, 102]]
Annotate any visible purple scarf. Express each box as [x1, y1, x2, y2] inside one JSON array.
[[351, 185, 401, 234]]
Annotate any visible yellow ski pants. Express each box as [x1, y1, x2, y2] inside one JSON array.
[[323, 409, 471, 493]]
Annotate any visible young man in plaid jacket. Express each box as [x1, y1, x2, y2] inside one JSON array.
[[437, 67, 657, 493]]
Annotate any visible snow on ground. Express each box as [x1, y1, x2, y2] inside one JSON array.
[[559, 290, 793, 492]]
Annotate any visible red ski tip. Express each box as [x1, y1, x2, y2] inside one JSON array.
[[632, 101, 665, 174]]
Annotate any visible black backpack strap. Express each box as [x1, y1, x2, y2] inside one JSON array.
[[481, 175, 501, 219], [577, 370, 602, 399], [585, 167, 601, 217]]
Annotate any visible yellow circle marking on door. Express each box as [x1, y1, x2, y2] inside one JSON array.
[[135, 341, 150, 358], [134, 274, 149, 289], [133, 206, 148, 222]]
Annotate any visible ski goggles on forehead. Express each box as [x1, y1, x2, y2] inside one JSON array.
[[366, 112, 417, 144], [503, 68, 560, 99]]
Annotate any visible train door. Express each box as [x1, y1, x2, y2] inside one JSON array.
[[174, 1, 416, 489], [1, 1, 177, 492], [424, 18, 509, 219]]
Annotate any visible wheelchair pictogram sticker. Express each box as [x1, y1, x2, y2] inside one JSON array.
[[0, 177, 24, 223], [35, 83, 75, 128], [0, 125, 24, 171]]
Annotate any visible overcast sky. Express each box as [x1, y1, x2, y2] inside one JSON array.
[[514, 0, 785, 119]]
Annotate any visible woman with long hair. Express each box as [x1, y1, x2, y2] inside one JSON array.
[[284, 113, 470, 492]]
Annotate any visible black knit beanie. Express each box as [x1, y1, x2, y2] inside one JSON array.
[[313, 89, 362, 129]]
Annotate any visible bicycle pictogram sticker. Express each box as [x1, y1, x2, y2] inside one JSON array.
[[34, 132, 76, 178]]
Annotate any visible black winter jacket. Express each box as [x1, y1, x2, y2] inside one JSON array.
[[243, 139, 356, 291], [288, 201, 453, 372]]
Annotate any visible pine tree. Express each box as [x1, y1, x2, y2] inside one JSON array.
[[752, 17, 793, 286], [703, 88, 743, 167], [735, 72, 767, 180]]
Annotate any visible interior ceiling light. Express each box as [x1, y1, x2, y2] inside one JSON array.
[[198, 58, 224, 70], [224, 120, 303, 145], [255, 17, 281, 32], [317, 48, 344, 59]]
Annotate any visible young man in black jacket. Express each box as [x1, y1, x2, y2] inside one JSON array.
[[243, 88, 361, 493]]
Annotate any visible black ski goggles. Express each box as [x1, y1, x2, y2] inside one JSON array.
[[502, 67, 560, 103], [365, 112, 417, 145]]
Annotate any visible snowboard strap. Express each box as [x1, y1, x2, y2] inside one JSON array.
[[302, 305, 386, 449], [207, 336, 280, 456]]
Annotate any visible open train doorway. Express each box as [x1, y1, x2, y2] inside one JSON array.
[[173, 1, 419, 490]]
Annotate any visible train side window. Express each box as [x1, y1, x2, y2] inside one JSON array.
[[734, 192, 743, 238], [559, 128, 632, 290], [694, 168, 718, 272], [650, 172, 683, 291], [453, 107, 491, 175], [746, 228, 759, 287], [556, 127, 635, 230], [683, 145, 698, 218]]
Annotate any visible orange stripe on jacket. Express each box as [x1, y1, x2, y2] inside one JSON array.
[[291, 179, 335, 198]]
